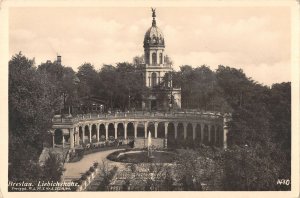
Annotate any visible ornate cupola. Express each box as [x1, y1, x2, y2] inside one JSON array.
[[143, 8, 165, 66]]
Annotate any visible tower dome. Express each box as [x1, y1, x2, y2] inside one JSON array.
[[143, 9, 165, 48]]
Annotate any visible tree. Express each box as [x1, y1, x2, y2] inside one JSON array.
[[41, 152, 64, 181], [77, 63, 99, 98], [9, 52, 61, 182]]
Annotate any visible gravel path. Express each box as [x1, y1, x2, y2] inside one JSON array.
[[62, 149, 124, 181]]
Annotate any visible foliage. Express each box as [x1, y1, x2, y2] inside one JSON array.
[[96, 161, 118, 191], [9, 52, 59, 182], [41, 152, 64, 182]]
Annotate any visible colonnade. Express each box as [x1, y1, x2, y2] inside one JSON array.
[[52, 119, 228, 149]]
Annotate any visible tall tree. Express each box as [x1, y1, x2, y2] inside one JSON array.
[[9, 52, 60, 181]]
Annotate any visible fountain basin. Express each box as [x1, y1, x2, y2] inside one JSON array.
[[107, 149, 177, 163]]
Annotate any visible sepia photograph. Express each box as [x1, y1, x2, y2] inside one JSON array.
[[0, 0, 299, 197]]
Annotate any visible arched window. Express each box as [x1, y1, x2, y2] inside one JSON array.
[[152, 52, 157, 65], [159, 53, 163, 64], [151, 72, 157, 87]]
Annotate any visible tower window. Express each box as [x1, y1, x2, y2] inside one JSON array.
[[151, 72, 157, 87], [159, 53, 163, 64], [146, 52, 150, 64], [152, 52, 157, 65]]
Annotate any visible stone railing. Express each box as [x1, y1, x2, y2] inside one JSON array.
[[75, 163, 100, 191], [52, 110, 224, 124]]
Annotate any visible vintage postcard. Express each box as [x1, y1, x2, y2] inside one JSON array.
[[0, 0, 299, 197]]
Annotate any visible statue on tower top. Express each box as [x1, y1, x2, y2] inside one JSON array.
[[151, 8, 156, 18], [151, 8, 156, 27]]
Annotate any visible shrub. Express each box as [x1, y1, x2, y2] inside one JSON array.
[[93, 162, 99, 168], [89, 167, 95, 172], [85, 170, 91, 176], [128, 140, 134, 148], [76, 179, 83, 185], [81, 175, 87, 180]]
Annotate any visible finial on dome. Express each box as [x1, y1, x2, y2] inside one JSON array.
[[151, 7, 156, 27]]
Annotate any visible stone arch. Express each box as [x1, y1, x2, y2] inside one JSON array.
[[79, 126, 83, 143], [167, 122, 175, 139], [54, 129, 63, 145], [152, 52, 157, 65], [84, 125, 90, 143], [147, 122, 155, 136], [127, 122, 134, 138], [99, 124, 106, 140], [203, 124, 209, 145], [117, 123, 124, 139], [177, 123, 184, 139], [108, 123, 114, 138], [91, 124, 97, 142], [151, 72, 157, 87], [187, 123, 193, 141], [137, 122, 144, 138], [157, 122, 165, 138]]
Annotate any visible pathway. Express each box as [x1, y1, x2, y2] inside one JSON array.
[[62, 149, 124, 182]]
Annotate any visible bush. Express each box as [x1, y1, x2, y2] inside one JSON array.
[[128, 140, 134, 148], [81, 175, 87, 180], [76, 179, 83, 185], [85, 170, 91, 176], [93, 162, 99, 168], [89, 167, 95, 172], [41, 152, 64, 182]]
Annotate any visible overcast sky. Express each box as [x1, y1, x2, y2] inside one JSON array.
[[9, 7, 291, 86]]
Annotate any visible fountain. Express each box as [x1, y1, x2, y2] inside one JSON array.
[[147, 131, 155, 162]]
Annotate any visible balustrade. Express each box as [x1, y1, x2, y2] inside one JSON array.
[[52, 111, 229, 149]]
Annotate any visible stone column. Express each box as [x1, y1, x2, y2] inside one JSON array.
[[124, 122, 128, 139], [223, 114, 230, 149], [154, 122, 158, 138], [223, 125, 228, 149], [88, 124, 92, 143], [208, 125, 211, 144], [192, 123, 196, 140], [114, 123, 118, 139], [200, 124, 204, 144], [134, 122, 138, 138], [174, 123, 178, 139], [96, 124, 100, 142], [164, 122, 169, 138], [75, 127, 80, 145], [62, 135, 65, 148], [183, 123, 187, 140], [105, 123, 109, 140], [70, 128, 74, 149], [144, 122, 148, 138]]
